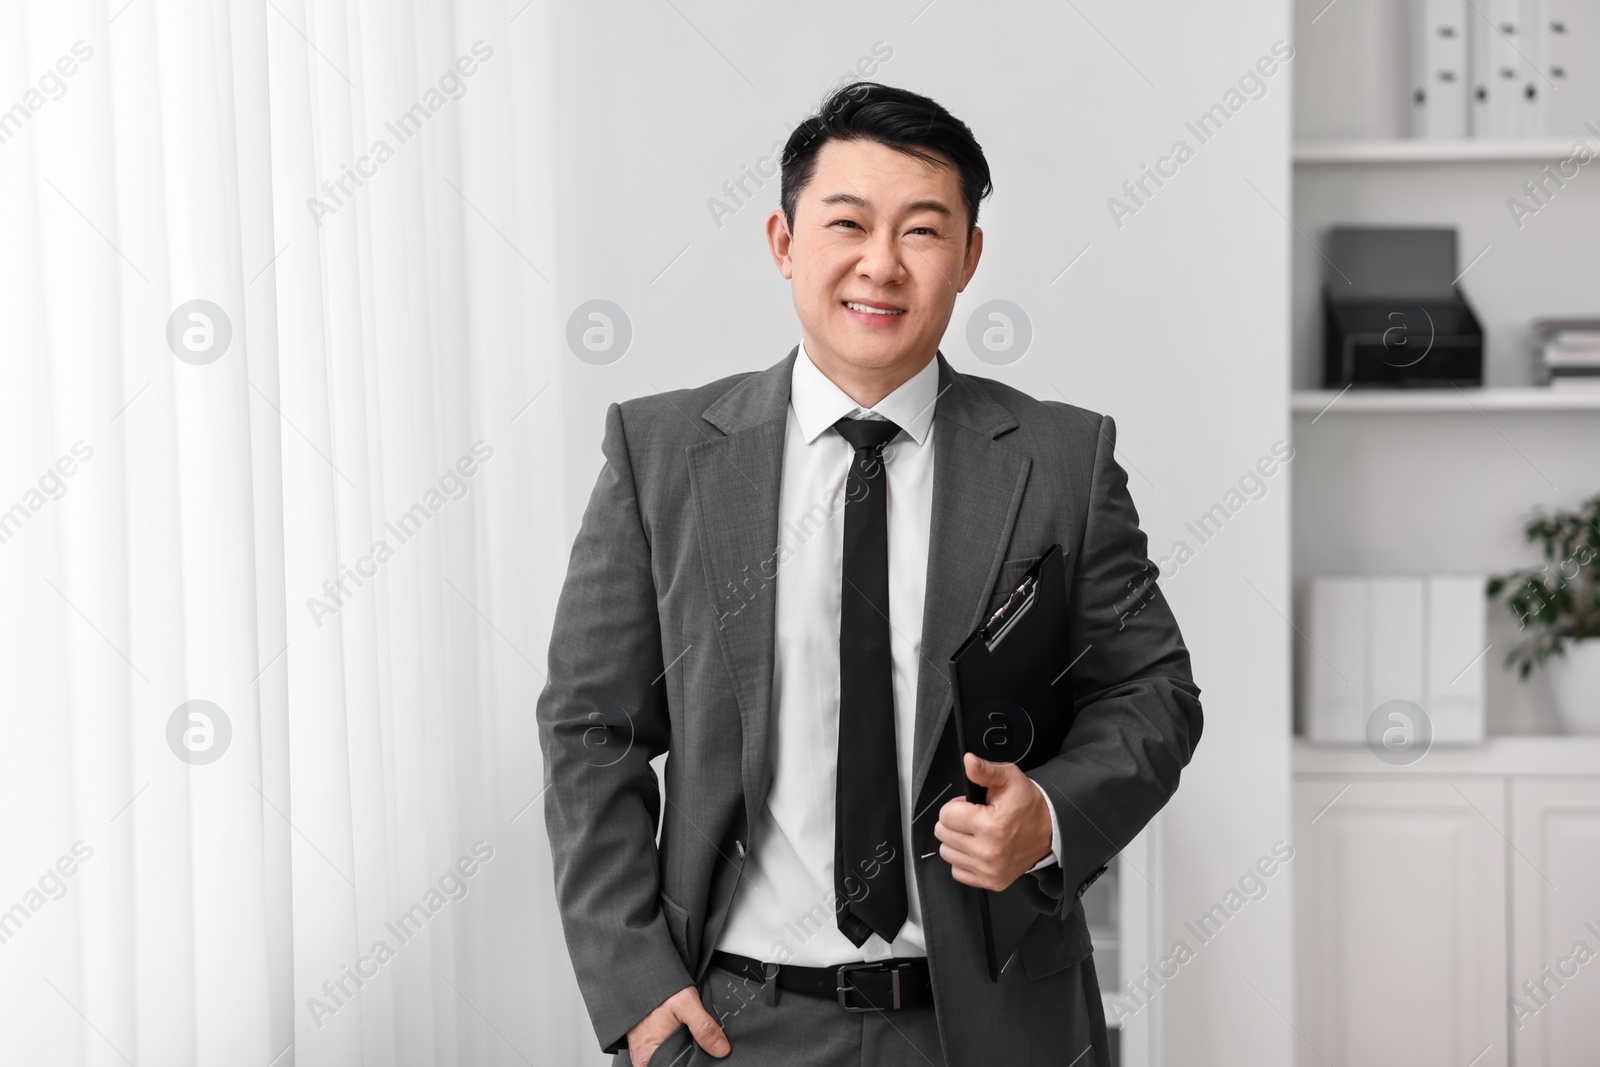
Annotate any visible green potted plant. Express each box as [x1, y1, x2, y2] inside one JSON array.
[[1486, 493, 1600, 733]]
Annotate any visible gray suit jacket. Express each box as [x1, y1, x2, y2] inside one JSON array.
[[536, 347, 1202, 1063]]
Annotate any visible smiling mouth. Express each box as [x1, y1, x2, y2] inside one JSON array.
[[843, 301, 907, 316]]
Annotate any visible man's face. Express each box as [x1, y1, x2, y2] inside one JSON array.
[[768, 137, 982, 382]]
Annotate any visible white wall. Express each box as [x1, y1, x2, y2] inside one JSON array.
[[544, 4, 1294, 1062]]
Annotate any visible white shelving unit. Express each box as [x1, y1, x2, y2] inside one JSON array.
[[1291, 8, 1600, 1061]]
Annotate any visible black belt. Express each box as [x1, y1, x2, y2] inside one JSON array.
[[709, 950, 934, 1012]]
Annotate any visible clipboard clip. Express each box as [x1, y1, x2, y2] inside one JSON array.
[[982, 575, 1037, 650]]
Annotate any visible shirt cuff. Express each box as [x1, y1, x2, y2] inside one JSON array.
[[1025, 777, 1062, 873]]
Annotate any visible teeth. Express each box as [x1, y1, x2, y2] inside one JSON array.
[[846, 302, 905, 315]]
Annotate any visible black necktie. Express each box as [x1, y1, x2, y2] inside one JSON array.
[[832, 414, 909, 946]]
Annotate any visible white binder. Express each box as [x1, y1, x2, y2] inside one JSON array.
[[1542, 0, 1599, 135], [1369, 579, 1426, 714], [1518, 0, 1549, 135], [1303, 578, 1366, 743], [1470, 0, 1526, 137], [1426, 577, 1488, 742], [1412, 0, 1470, 139]]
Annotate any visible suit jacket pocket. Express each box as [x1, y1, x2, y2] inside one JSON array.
[[985, 555, 1041, 616], [660, 890, 692, 968], [1020, 898, 1095, 981]]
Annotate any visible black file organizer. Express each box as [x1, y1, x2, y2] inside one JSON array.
[[1322, 226, 1484, 388]]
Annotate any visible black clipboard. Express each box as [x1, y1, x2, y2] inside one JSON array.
[[949, 543, 1076, 981]]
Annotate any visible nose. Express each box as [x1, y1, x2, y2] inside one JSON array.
[[855, 224, 909, 286]]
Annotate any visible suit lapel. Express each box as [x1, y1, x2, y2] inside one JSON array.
[[911, 353, 1030, 799], [687, 347, 1030, 830], [687, 348, 795, 834]]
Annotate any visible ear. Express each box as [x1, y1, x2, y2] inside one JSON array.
[[956, 226, 983, 292], [766, 209, 795, 279]]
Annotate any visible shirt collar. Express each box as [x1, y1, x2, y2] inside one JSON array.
[[791, 340, 940, 447]]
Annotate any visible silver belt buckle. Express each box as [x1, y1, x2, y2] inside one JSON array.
[[835, 960, 901, 1012]]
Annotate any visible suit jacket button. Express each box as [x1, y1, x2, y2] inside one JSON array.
[[735, 839, 746, 858]]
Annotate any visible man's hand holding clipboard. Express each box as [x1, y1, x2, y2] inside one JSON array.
[[937, 543, 1084, 980], [933, 750, 1056, 891]]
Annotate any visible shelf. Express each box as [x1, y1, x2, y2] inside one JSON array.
[[1294, 735, 1600, 776], [1292, 387, 1600, 414], [1294, 138, 1584, 164]]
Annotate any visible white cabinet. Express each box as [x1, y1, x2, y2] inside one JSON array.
[[1509, 780, 1600, 1065], [1294, 778, 1508, 1067], [1293, 740, 1600, 1067]]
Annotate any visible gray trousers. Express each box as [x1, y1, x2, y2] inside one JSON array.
[[625, 961, 947, 1067], [622, 955, 1111, 1067]]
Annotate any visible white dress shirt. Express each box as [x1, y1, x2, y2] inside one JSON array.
[[715, 343, 1061, 966]]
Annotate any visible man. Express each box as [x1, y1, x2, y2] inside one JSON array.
[[537, 82, 1201, 1067]]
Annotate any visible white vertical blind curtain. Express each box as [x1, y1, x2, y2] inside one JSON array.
[[0, 1, 583, 1064]]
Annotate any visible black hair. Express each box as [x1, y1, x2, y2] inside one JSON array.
[[779, 81, 993, 242]]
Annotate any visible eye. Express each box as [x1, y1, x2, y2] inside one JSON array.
[[832, 218, 863, 230], [908, 226, 938, 236]]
